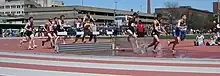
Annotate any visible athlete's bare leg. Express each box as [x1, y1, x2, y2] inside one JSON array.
[[30, 34, 37, 49], [20, 36, 29, 47], [170, 37, 180, 56], [42, 33, 53, 47]]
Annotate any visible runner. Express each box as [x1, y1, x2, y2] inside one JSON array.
[[168, 14, 187, 56], [42, 18, 57, 48], [82, 12, 95, 43], [73, 18, 84, 43], [144, 13, 166, 55], [20, 17, 37, 50], [53, 17, 59, 35], [89, 19, 97, 43], [55, 15, 66, 44], [125, 12, 140, 53]]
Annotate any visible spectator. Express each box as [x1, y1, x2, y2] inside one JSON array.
[[194, 32, 204, 46], [206, 33, 219, 46], [137, 20, 145, 37]]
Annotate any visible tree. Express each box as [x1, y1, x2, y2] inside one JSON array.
[[164, 1, 179, 8], [188, 12, 214, 31], [164, 1, 180, 22], [162, 1, 180, 33]]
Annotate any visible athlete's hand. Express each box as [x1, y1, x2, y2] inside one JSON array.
[[162, 32, 167, 34], [165, 32, 169, 35], [159, 31, 164, 34]]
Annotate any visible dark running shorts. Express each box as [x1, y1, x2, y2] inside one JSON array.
[[25, 31, 33, 37]]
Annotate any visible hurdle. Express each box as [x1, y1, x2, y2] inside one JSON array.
[[55, 31, 116, 55]]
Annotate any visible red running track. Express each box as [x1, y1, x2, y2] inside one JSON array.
[[0, 38, 220, 59], [0, 52, 219, 76]]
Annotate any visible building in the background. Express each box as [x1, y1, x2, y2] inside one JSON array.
[[0, 0, 41, 16], [0, 0, 64, 16], [156, 6, 213, 19], [155, 6, 213, 30], [0, 0, 64, 29], [50, 0, 64, 7], [0, 2, 154, 37], [213, 1, 219, 15], [25, 5, 155, 26], [33, 0, 64, 7]]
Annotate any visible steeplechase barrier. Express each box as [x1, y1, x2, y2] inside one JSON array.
[[55, 31, 117, 55]]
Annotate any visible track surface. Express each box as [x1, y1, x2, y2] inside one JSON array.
[[0, 37, 220, 58], [0, 37, 220, 76], [0, 52, 220, 76]]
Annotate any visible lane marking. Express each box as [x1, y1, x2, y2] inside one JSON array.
[[0, 67, 120, 76], [0, 57, 220, 74], [0, 52, 220, 65], [0, 54, 220, 68]]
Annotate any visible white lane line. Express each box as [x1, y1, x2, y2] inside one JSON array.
[[0, 74, 15, 76], [0, 67, 120, 76], [0, 52, 220, 65], [0, 57, 220, 74]]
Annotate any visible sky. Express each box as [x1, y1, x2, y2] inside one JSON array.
[[62, 0, 215, 13]]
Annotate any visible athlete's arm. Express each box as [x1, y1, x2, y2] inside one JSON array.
[[153, 20, 158, 31], [43, 23, 49, 32], [58, 20, 62, 26], [177, 20, 182, 28], [24, 23, 29, 31], [125, 15, 129, 24], [90, 15, 95, 22], [83, 15, 86, 23], [161, 26, 167, 34], [153, 20, 162, 33], [125, 15, 132, 23]]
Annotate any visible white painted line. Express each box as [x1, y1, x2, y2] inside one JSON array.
[[0, 52, 220, 65], [0, 67, 119, 76], [0, 57, 220, 74]]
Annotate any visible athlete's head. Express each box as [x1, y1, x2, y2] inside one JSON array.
[[78, 18, 82, 22], [48, 18, 53, 23], [198, 32, 203, 36], [28, 17, 33, 22], [181, 14, 187, 20], [87, 12, 91, 15], [53, 17, 58, 21], [86, 12, 91, 19], [60, 15, 65, 20], [156, 13, 162, 19], [133, 12, 138, 18], [139, 20, 142, 24]]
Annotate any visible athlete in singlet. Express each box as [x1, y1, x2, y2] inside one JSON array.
[[125, 12, 140, 53], [168, 14, 187, 56], [82, 12, 95, 43], [53, 17, 59, 35], [73, 18, 84, 43], [42, 18, 57, 48], [144, 14, 167, 56], [56, 15, 66, 44], [20, 17, 37, 50]]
